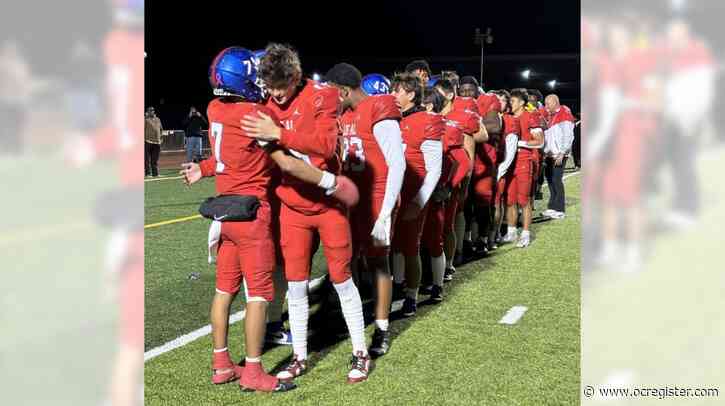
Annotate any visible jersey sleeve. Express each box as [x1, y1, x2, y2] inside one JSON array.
[[278, 86, 340, 160], [424, 114, 446, 141], [371, 95, 401, 125]]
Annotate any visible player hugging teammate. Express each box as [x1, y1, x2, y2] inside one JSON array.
[[181, 44, 574, 395]]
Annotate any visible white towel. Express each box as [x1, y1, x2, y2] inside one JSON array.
[[207, 220, 222, 264]]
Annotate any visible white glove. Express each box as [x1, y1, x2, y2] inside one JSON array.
[[371, 214, 392, 247]]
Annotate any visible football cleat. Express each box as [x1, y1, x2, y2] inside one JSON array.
[[392, 282, 406, 301], [330, 175, 360, 207], [240, 366, 296, 393], [347, 351, 373, 383], [265, 323, 293, 346], [418, 285, 433, 295], [275, 355, 308, 381], [501, 230, 518, 244], [542, 209, 557, 217], [401, 297, 417, 317], [443, 267, 454, 282], [369, 328, 391, 356], [211, 361, 244, 385], [430, 285, 443, 302], [516, 233, 531, 248]]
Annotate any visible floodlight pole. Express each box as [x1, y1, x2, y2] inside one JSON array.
[[474, 28, 493, 88]]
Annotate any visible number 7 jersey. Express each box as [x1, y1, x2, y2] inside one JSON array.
[[339, 94, 402, 197]]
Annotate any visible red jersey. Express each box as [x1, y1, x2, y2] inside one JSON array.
[[339, 94, 401, 198], [264, 80, 341, 214], [93, 29, 144, 186], [477, 93, 502, 116], [516, 110, 544, 161], [452, 97, 480, 114], [443, 109, 478, 186], [399, 110, 445, 205], [200, 99, 275, 199]]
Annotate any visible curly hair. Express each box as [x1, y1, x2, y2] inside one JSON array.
[[258, 43, 302, 89], [391, 72, 423, 106]]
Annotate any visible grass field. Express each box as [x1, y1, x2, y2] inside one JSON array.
[[144, 169, 581, 405]]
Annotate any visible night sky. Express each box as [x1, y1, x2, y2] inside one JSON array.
[[147, 1, 581, 128]]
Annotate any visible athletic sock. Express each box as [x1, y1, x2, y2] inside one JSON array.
[[375, 319, 389, 331], [431, 254, 446, 287], [287, 280, 309, 360], [333, 278, 367, 356]]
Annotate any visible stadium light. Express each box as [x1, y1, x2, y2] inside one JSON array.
[[521, 69, 531, 80], [548, 79, 557, 89], [312, 73, 321, 81]]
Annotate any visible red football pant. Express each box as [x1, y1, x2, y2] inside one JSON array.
[[505, 159, 533, 207], [473, 175, 495, 207], [216, 202, 276, 301], [422, 200, 445, 257], [280, 204, 352, 284]]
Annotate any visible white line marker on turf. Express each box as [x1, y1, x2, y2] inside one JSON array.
[[144, 275, 327, 363], [498, 305, 528, 325], [145, 175, 185, 182]]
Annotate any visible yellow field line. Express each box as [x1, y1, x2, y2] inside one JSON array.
[[145, 214, 203, 229]]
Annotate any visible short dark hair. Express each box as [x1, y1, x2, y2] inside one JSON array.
[[440, 71, 459, 90], [528, 89, 543, 102], [434, 79, 455, 97], [459, 76, 479, 88], [510, 88, 528, 104], [258, 43, 302, 89], [405, 59, 431, 77], [422, 87, 445, 113], [324, 63, 362, 88], [391, 72, 423, 106]]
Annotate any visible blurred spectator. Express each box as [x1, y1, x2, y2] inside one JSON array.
[[182, 106, 207, 162], [572, 116, 581, 168], [145, 107, 163, 177], [543, 94, 576, 218], [0, 40, 31, 155]]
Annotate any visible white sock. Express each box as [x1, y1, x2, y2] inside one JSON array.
[[431, 254, 446, 287], [507, 226, 517, 235], [213, 347, 228, 353], [455, 212, 466, 252], [375, 319, 389, 331], [464, 230, 472, 241], [318, 171, 336, 190], [393, 253, 405, 284], [333, 278, 367, 356], [405, 288, 418, 301], [521, 230, 530, 239], [287, 280, 309, 360], [245, 356, 261, 363]]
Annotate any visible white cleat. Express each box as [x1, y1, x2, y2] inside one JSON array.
[[516, 234, 531, 248], [541, 209, 557, 217], [501, 230, 518, 244]]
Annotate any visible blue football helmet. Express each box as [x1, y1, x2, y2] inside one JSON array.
[[427, 75, 441, 88], [361, 73, 391, 95], [209, 47, 265, 102], [253, 49, 266, 65]]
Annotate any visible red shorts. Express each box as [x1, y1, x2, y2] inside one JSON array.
[[473, 175, 495, 207], [422, 200, 445, 257], [505, 159, 533, 207], [120, 231, 143, 347], [216, 201, 276, 300], [444, 187, 461, 234], [392, 203, 430, 257], [280, 204, 352, 284]]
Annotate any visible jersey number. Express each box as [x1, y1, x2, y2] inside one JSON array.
[[211, 122, 226, 173], [342, 136, 366, 172]]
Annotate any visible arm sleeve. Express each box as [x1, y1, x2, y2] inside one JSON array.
[[497, 133, 519, 181], [588, 86, 621, 157], [278, 89, 340, 160], [414, 140, 443, 207], [373, 119, 406, 219]]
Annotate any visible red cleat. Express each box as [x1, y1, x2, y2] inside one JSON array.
[[239, 361, 296, 393], [331, 175, 359, 208], [211, 352, 243, 385]]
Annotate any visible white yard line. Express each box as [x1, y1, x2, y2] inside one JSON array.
[[144, 275, 326, 362], [144, 175, 185, 182], [498, 305, 529, 325]]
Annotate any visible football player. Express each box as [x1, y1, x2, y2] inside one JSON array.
[[240, 44, 371, 383], [361, 73, 392, 96], [405, 59, 432, 84], [502, 89, 544, 248], [325, 63, 406, 356], [390, 73, 444, 317], [421, 85, 479, 300], [182, 47, 296, 393]]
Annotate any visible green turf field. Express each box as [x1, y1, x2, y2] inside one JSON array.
[[144, 170, 581, 405]]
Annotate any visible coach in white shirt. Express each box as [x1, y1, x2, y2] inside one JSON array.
[[542, 94, 576, 219]]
